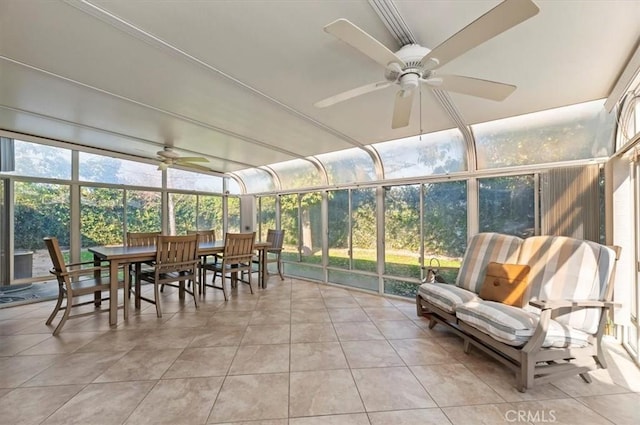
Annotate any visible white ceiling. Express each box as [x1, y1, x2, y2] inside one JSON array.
[[1, 0, 639, 174]]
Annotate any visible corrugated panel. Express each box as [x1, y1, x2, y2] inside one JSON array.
[[541, 165, 600, 242]]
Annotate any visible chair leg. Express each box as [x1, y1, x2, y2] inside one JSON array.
[[277, 257, 284, 280], [134, 264, 141, 309], [463, 339, 471, 354], [518, 357, 535, 393], [134, 278, 141, 310], [123, 275, 129, 321], [221, 279, 228, 301], [579, 372, 593, 383], [52, 298, 73, 336], [46, 289, 64, 325], [200, 268, 206, 295], [247, 270, 253, 294], [154, 283, 162, 318], [191, 280, 199, 309]]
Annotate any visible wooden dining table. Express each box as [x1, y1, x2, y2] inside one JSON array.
[[88, 240, 271, 326]]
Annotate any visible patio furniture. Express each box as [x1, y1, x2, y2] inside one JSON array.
[[204, 232, 255, 300], [88, 240, 271, 325], [126, 231, 161, 307], [416, 232, 621, 392], [254, 229, 285, 281], [136, 234, 200, 317], [44, 237, 128, 335], [187, 229, 218, 292]]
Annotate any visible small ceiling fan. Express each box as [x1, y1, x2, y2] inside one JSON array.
[[315, 0, 539, 129], [156, 147, 210, 172]]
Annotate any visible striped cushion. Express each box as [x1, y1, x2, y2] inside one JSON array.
[[518, 236, 616, 334], [418, 283, 479, 313], [456, 300, 590, 348], [456, 233, 524, 293]]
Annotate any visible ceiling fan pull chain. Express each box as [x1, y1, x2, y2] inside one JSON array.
[[419, 87, 423, 140]]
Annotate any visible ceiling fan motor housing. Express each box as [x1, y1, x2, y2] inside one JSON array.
[[158, 147, 180, 159], [386, 44, 433, 85], [396, 44, 431, 68]]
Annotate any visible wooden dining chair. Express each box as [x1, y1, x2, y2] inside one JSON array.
[[136, 234, 200, 317], [256, 229, 285, 280], [203, 232, 255, 300], [44, 237, 128, 335], [126, 231, 161, 308], [187, 229, 218, 292]]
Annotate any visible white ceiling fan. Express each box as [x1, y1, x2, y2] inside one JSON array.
[[156, 147, 210, 172], [315, 0, 540, 129]]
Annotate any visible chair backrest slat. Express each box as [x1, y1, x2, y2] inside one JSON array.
[[187, 229, 216, 244], [224, 232, 255, 265], [266, 229, 284, 253], [155, 234, 198, 272], [127, 231, 161, 247]]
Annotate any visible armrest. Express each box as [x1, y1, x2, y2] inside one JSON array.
[[50, 264, 122, 278], [528, 299, 620, 310]]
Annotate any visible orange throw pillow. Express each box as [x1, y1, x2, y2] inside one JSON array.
[[479, 262, 531, 308]]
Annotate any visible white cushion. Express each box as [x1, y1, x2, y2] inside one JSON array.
[[418, 283, 480, 313], [456, 300, 590, 348]]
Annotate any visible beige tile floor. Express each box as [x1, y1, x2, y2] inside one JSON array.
[[0, 276, 639, 425]]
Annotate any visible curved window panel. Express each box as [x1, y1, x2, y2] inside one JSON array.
[[475, 99, 615, 169], [234, 168, 276, 193], [269, 159, 323, 190], [167, 168, 223, 193], [315, 148, 377, 185], [79, 152, 161, 187], [8, 140, 71, 179], [373, 129, 467, 179], [227, 177, 241, 195], [617, 94, 640, 150]]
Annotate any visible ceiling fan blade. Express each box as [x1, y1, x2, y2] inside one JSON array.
[[176, 157, 208, 163], [324, 18, 405, 68], [391, 89, 415, 129], [314, 81, 392, 108], [436, 74, 516, 101], [420, 0, 539, 71], [176, 162, 211, 172]]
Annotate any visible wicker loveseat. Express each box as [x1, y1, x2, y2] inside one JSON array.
[[416, 232, 620, 392]]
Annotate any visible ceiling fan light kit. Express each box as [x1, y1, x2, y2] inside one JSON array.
[[316, 0, 540, 129]]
